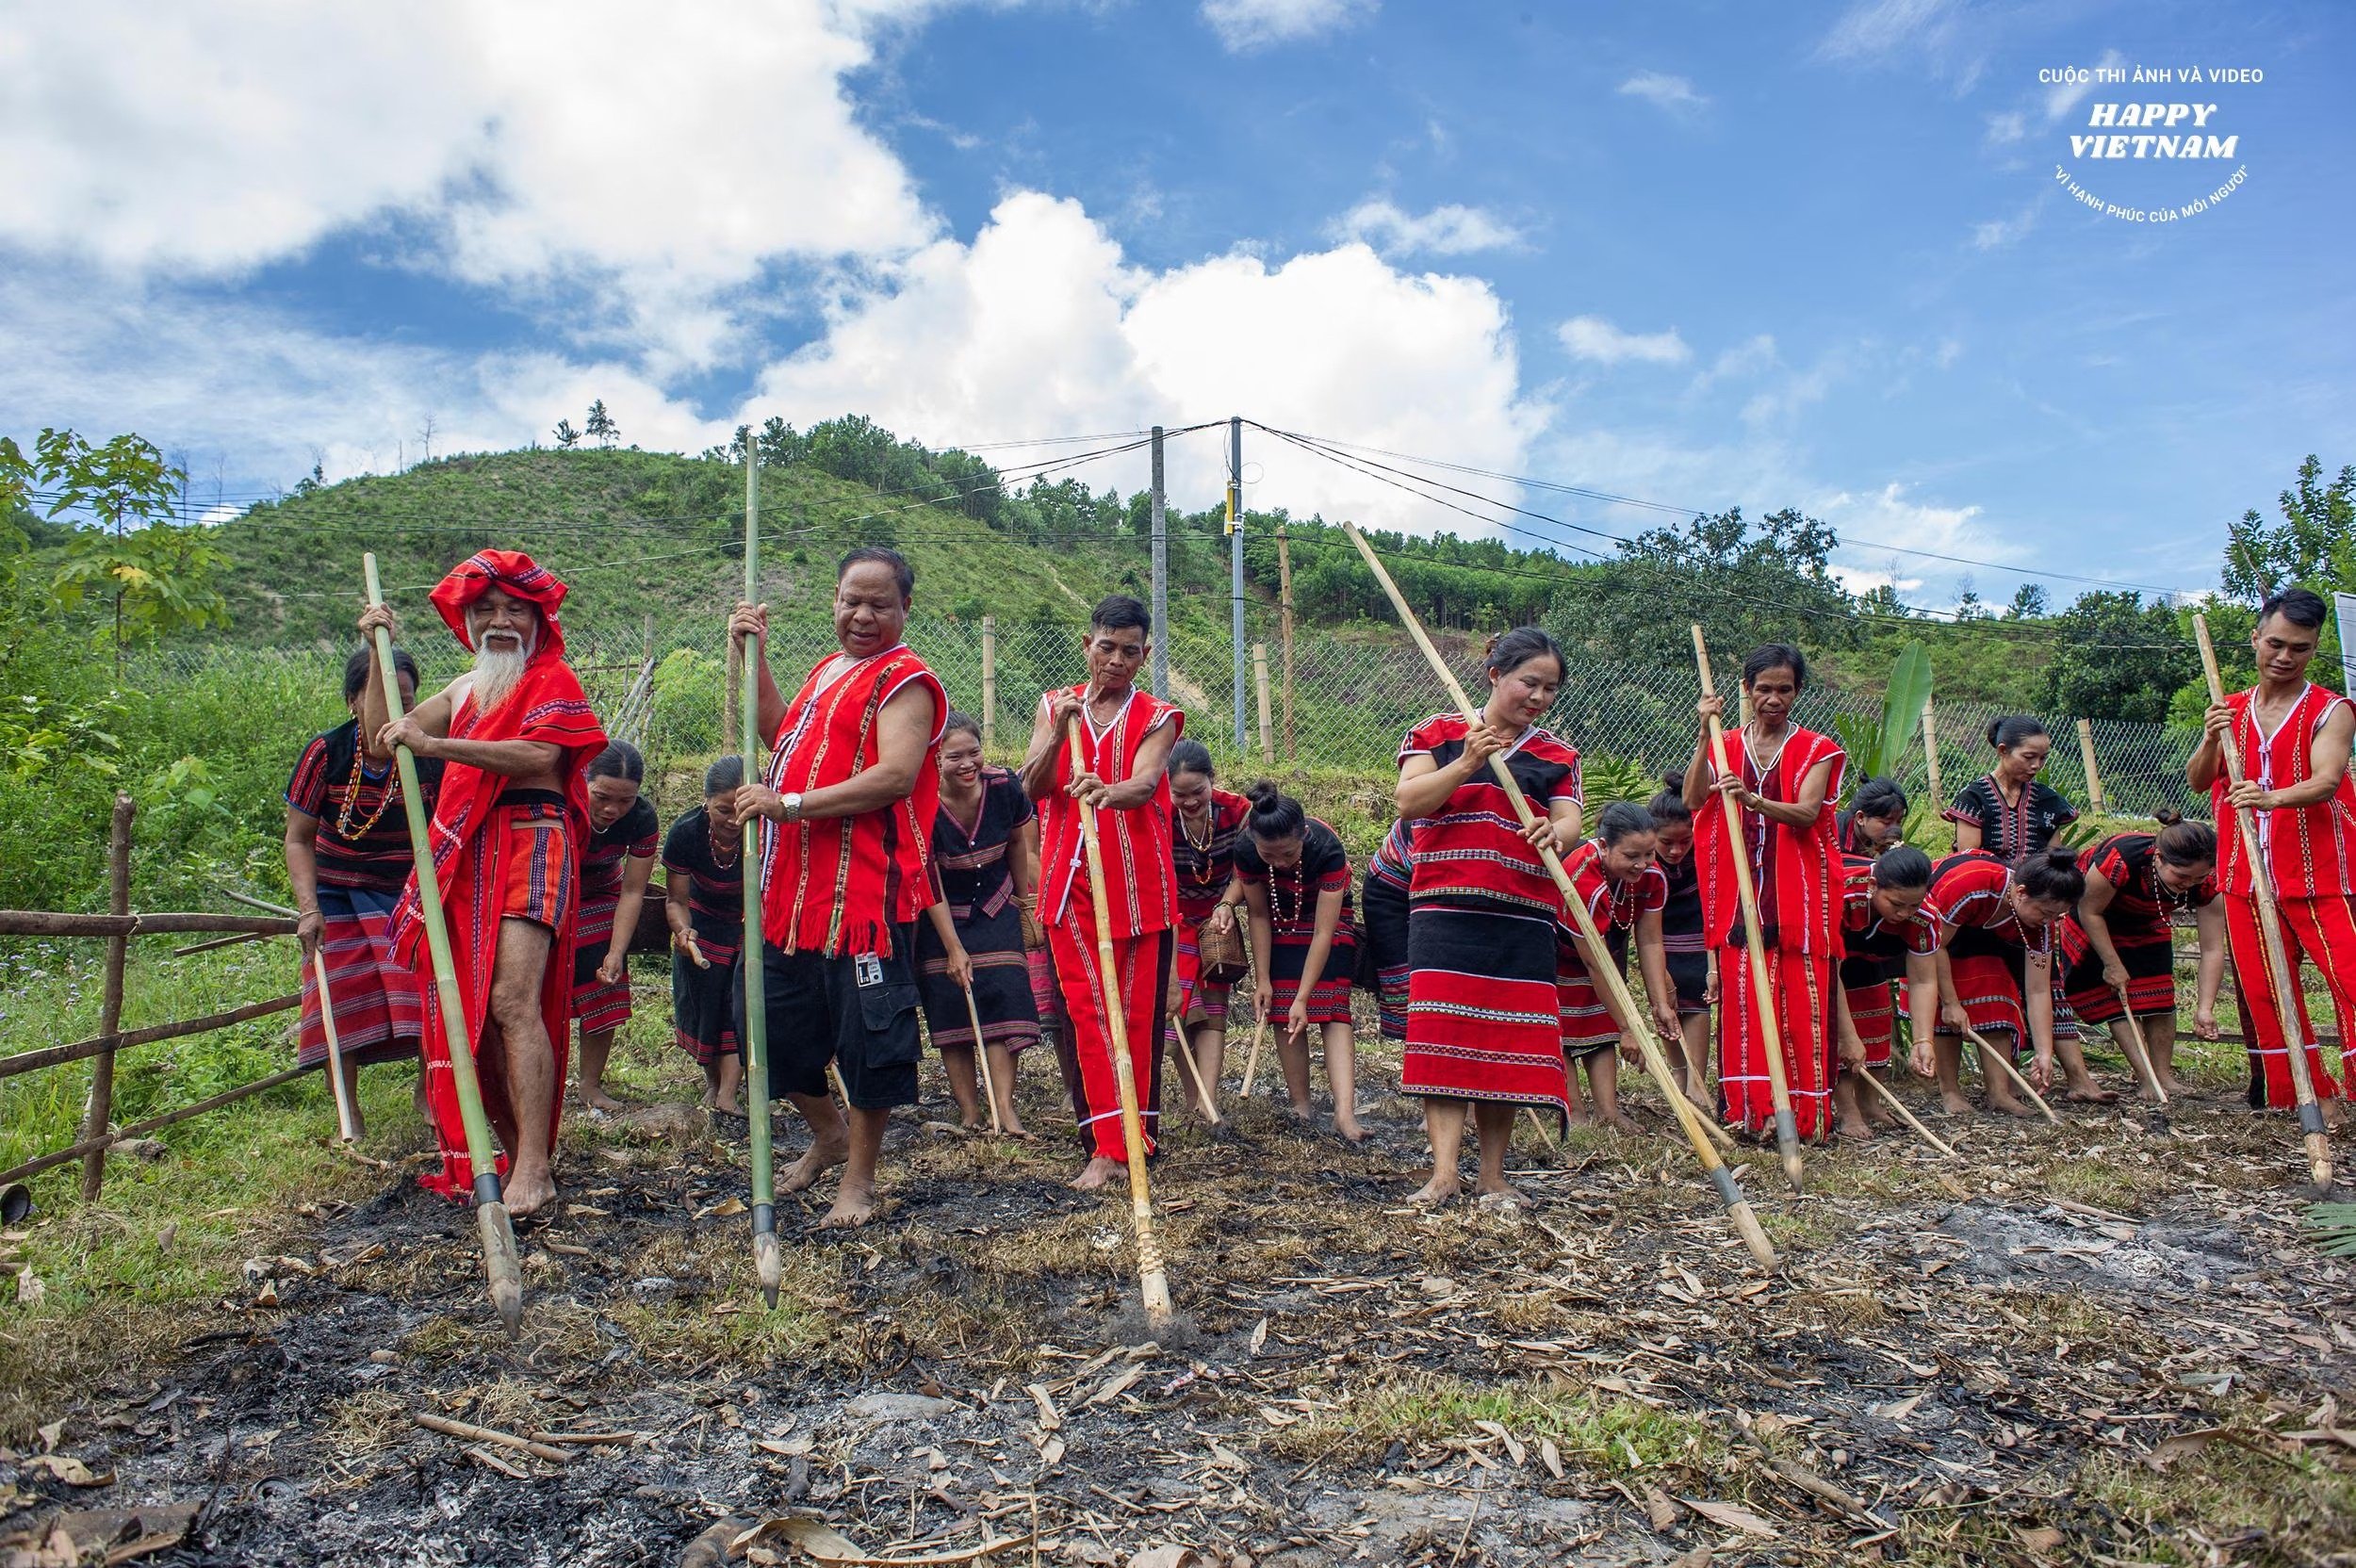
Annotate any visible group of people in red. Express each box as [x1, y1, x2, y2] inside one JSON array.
[[284, 543, 2356, 1220]]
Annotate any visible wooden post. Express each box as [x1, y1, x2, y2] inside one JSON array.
[[2075, 717, 2105, 813], [642, 611, 655, 668], [1252, 643, 1273, 763], [981, 615, 998, 753], [79, 794, 136, 1200], [1277, 524, 1296, 759], [1922, 695, 1943, 807]]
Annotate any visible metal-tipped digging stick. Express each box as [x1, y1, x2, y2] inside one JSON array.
[[1342, 524, 1776, 1272], [1691, 626, 1807, 1194], [364, 554, 523, 1337], [1962, 1026, 2060, 1123], [960, 983, 1004, 1135], [310, 946, 359, 1144], [2111, 985, 2172, 1135], [740, 450, 781, 1308], [1065, 705, 1175, 1329], [1855, 1069, 1958, 1157], [2196, 612, 2337, 1190]]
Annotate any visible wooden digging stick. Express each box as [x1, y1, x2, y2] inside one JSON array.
[[960, 983, 1005, 1135], [1692, 626, 1807, 1193], [1165, 1011, 1226, 1126], [1854, 1069, 1958, 1158], [1343, 524, 1777, 1271], [309, 945, 359, 1144], [2196, 612, 2337, 1188], [364, 554, 523, 1337], [1962, 1026, 2060, 1123], [739, 452, 781, 1309], [1239, 1015, 1270, 1099], [2112, 985, 2170, 1108], [1065, 703, 1175, 1329]]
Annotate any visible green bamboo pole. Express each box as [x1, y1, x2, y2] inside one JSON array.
[[364, 554, 523, 1336], [741, 449, 781, 1307]]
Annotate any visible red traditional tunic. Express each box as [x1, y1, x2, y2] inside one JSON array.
[[1922, 851, 2049, 1047], [758, 645, 948, 958], [2209, 681, 2356, 1105], [1695, 722, 1845, 1136], [1837, 859, 1938, 1069], [2057, 832, 2217, 1023], [1170, 788, 1250, 1026], [1553, 840, 1667, 1057], [1398, 712, 1582, 1114], [1037, 686, 1185, 1162]]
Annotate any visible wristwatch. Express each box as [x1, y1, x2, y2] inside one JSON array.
[[781, 792, 804, 822]]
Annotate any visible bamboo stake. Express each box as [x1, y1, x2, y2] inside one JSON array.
[[1961, 1026, 2059, 1123], [960, 983, 1004, 1135], [740, 451, 781, 1308], [77, 796, 134, 1201], [1343, 525, 1775, 1271], [1522, 1105, 1561, 1152], [2111, 985, 2173, 1135], [1166, 1014, 1226, 1126], [2195, 612, 2337, 1188], [1239, 1015, 1270, 1098], [364, 554, 523, 1336], [1064, 700, 1175, 1328], [1253, 644, 1273, 763], [1691, 626, 1807, 1193], [1854, 1069, 1958, 1157], [1922, 695, 1943, 806], [311, 946, 359, 1143], [2075, 718, 2106, 814]]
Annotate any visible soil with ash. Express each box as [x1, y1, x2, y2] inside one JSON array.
[[5, 1075, 2356, 1567]]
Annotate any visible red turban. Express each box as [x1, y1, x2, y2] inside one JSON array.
[[427, 548, 570, 658]]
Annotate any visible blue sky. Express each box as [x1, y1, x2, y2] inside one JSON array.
[[3, 0, 2349, 610]]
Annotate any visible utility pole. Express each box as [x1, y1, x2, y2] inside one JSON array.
[[1228, 416, 1246, 751], [1150, 426, 1168, 700]]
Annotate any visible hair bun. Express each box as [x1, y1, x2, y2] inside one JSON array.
[[2153, 808, 2182, 826], [1661, 769, 1686, 792], [1245, 779, 1281, 808], [1985, 719, 2004, 747]]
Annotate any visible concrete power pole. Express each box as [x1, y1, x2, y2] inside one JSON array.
[[1228, 416, 1246, 750], [1150, 426, 1168, 700]]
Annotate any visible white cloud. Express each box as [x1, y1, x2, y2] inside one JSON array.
[[1814, 0, 1990, 88], [1818, 482, 2003, 570], [2045, 50, 2123, 122], [1616, 73, 1709, 114], [1691, 334, 1778, 394], [0, 1, 936, 368], [1971, 204, 2037, 251], [1200, 0, 1375, 52], [1984, 109, 2028, 146], [749, 192, 1545, 530], [1557, 316, 1691, 367], [1331, 199, 1521, 256]]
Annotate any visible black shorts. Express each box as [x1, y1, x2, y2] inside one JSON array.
[[737, 926, 922, 1111], [1664, 950, 1710, 1014]]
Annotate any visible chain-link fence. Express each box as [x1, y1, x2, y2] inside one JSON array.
[[141, 610, 2210, 820]]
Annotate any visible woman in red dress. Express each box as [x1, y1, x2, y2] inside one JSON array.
[[1395, 628, 1584, 1208], [1166, 740, 1249, 1119], [1834, 843, 1939, 1138], [1683, 644, 1847, 1141], [1918, 847, 2083, 1116], [1554, 802, 1678, 1133], [2058, 812, 2225, 1102], [573, 741, 660, 1115]]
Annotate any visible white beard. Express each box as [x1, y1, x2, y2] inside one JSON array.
[[471, 641, 531, 715]]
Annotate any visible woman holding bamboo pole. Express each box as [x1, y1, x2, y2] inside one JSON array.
[[1020, 595, 1183, 1191], [2057, 814, 2225, 1103], [1835, 844, 1940, 1137], [1918, 847, 2082, 1116], [1683, 643, 1847, 1143], [1644, 776, 1713, 1108], [1393, 628, 1583, 1208]]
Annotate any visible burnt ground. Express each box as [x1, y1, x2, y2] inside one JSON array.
[[6, 1047, 2356, 1568]]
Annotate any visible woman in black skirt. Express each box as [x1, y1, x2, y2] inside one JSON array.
[[663, 757, 744, 1113], [916, 711, 1040, 1134], [1237, 782, 1363, 1142]]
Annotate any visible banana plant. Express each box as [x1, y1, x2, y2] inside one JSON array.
[[1831, 641, 1933, 804]]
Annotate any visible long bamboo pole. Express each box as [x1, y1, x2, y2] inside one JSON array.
[[1064, 701, 1175, 1328], [2195, 613, 2336, 1188], [364, 554, 523, 1336], [1691, 627, 1807, 1192], [741, 452, 781, 1307], [1343, 526, 1776, 1271], [311, 946, 358, 1143]]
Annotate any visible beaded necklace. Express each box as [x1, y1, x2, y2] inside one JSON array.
[[334, 746, 399, 841]]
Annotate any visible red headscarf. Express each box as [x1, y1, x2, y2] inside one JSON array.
[[428, 548, 570, 658]]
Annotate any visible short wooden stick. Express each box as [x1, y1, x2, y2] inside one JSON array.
[[311, 945, 358, 1143], [1854, 1068, 1958, 1157], [1963, 1027, 2059, 1123], [960, 983, 1004, 1135]]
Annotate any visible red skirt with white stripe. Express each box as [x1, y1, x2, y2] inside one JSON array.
[[1716, 947, 1837, 1138], [298, 884, 423, 1070], [1401, 903, 1570, 1115]]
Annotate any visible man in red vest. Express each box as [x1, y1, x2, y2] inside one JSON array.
[[1021, 596, 1184, 1190], [361, 550, 607, 1217], [2189, 586, 2356, 1115], [731, 547, 945, 1228]]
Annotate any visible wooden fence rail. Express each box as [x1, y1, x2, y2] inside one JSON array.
[[0, 793, 317, 1202]]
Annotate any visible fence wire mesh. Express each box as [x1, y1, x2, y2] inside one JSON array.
[[142, 612, 2210, 819]]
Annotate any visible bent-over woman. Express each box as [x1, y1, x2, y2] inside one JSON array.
[[1834, 843, 1939, 1137], [1919, 847, 2084, 1116], [575, 740, 659, 1114], [2059, 811, 2224, 1102], [664, 757, 744, 1113], [1235, 782, 1362, 1141], [1645, 775, 1712, 1107], [1167, 741, 1250, 1118]]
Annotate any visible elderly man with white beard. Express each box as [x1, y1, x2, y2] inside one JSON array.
[[358, 550, 607, 1217]]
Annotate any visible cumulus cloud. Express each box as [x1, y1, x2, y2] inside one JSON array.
[[1330, 199, 1521, 256], [1200, 0, 1375, 52], [1616, 73, 1708, 114], [1557, 316, 1691, 367], [750, 192, 1545, 527]]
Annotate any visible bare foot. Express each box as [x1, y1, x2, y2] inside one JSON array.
[[1837, 1118, 1874, 1143], [1334, 1115, 1367, 1145], [2063, 1080, 2120, 1105], [581, 1086, 624, 1116], [698, 1092, 720, 1112], [1000, 1111, 1029, 1137], [1069, 1155, 1123, 1191], [819, 1181, 878, 1229], [2152, 1073, 2183, 1100], [1473, 1180, 1526, 1206], [1566, 1108, 1596, 1129], [958, 1115, 989, 1134], [1988, 1098, 2039, 1119], [717, 1098, 743, 1117], [1407, 1173, 1462, 1206], [779, 1137, 848, 1195], [1602, 1112, 1638, 1135], [1937, 1090, 1972, 1116], [504, 1163, 557, 1217]]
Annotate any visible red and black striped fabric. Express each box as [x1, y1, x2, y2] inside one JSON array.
[[286, 720, 444, 893], [1838, 858, 1937, 1067], [1170, 787, 1249, 1025], [2057, 831, 2216, 1023], [1943, 775, 2078, 865], [663, 806, 742, 1067], [916, 768, 1040, 1051], [1236, 817, 1357, 1025], [1357, 819, 1415, 1039], [1553, 839, 1666, 1057], [1922, 850, 2045, 1042], [2212, 682, 2356, 899]]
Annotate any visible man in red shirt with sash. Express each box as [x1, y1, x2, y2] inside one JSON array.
[[1020, 596, 1183, 1191], [2189, 587, 2356, 1114], [361, 550, 607, 1217], [731, 547, 946, 1228]]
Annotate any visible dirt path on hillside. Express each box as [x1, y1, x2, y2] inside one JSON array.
[[4, 1054, 2354, 1567]]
